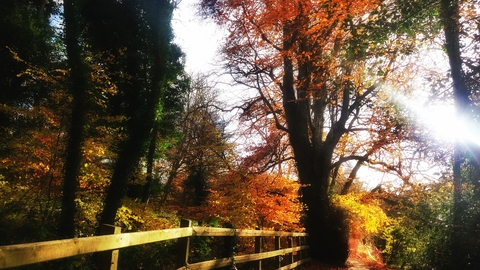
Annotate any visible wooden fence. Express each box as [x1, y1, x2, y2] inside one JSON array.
[[0, 219, 310, 269]]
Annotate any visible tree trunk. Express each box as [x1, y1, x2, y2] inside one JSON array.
[[440, 0, 471, 267], [59, 0, 88, 238], [441, 0, 470, 203], [100, 135, 148, 225], [340, 159, 364, 195], [142, 122, 158, 203], [281, 33, 349, 264]]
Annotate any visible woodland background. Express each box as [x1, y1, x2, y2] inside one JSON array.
[[1, 0, 480, 269]]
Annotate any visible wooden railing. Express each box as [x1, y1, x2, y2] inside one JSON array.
[[0, 219, 310, 269]]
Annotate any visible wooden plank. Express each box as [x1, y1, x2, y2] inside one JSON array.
[[191, 227, 307, 237], [175, 219, 192, 269], [254, 232, 262, 270], [97, 224, 121, 270], [177, 257, 233, 269], [192, 227, 237, 237], [0, 227, 193, 269], [0, 225, 308, 269], [275, 236, 281, 268], [232, 246, 307, 264], [177, 246, 309, 270]]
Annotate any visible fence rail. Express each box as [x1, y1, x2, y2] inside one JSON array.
[[0, 220, 309, 269]]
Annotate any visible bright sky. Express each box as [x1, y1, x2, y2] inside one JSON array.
[[172, 0, 224, 74]]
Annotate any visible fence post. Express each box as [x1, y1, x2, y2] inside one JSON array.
[[303, 236, 310, 267], [175, 219, 192, 269], [220, 223, 235, 270], [301, 236, 309, 263], [296, 236, 303, 270], [254, 228, 262, 270], [97, 224, 121, 270], [275, 236, 281, 268], [287, 237, 294, 266]]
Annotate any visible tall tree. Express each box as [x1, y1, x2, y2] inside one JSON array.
[[160, 76, 233, 205], [200, 0, 435, 263], [85, 0, 184, 227], [142, 59, 190, 203], [59, 0, 90, 238], [440, 0, 480, 267]]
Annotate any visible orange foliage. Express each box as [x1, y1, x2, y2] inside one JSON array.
[[208, 171, 304, 231], [166, 167, 304, 231], [203, 0, 380, 78]]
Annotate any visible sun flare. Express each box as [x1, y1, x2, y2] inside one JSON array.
[[401, 97, 480, 146]]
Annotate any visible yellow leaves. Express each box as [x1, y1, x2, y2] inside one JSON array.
[[116, 205, 145, 231], [89, 57, 119, 99], [334, 192, 390, 234]]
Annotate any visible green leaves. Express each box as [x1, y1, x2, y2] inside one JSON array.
[[381, 181, 453, 268]]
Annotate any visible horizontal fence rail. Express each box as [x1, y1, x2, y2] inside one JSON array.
[[0, 220, 309, 269], [178, 246, 309, 270]]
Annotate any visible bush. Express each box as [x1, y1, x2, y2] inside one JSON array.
[[381, 182, 452, 269]]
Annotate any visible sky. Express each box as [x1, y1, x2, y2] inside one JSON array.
[[172, 0, 224, 74]]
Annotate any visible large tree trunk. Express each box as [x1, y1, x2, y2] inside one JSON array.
[[59, 0, 88, 238], [281, 38, 349, 264]]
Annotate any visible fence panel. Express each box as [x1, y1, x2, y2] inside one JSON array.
[[0, 221, 309, 270]]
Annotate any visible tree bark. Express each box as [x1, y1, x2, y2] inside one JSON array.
[[440, 0, 471, 267], [59, 0, 88, 238], [441, 0, 470, 203], [142, 122, 158, 203], [280, 24, 349, 264], [340, 159, 364, 195]]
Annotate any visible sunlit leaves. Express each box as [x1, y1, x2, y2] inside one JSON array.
[[335, 193, 390, 234], [208, 171, 304, 231]]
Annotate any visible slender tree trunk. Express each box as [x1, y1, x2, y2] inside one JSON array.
[[59, 0, 88, 238], [441, 0, 470, 204], [440, 0, 470, 267], [340, 159, 364, 195], [160, 160, 181, 204], [99, 53, 156, 226], [100, 136, 149, 225], [142, 122, 158, 203]]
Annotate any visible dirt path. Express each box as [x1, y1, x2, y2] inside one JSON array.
[[346, 259, 370, 270], [304, 258, 394, 270]]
